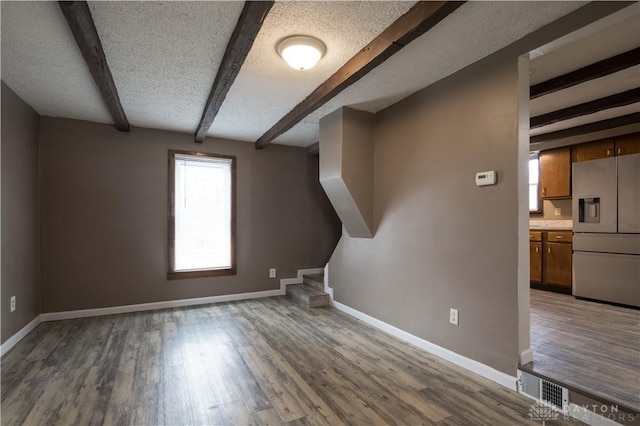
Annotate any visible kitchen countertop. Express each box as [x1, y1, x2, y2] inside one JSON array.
[[529, 219, 572, 230]]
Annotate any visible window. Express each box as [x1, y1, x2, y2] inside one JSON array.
[[168, 150, 236, 279], [529, 153, 541, 213]]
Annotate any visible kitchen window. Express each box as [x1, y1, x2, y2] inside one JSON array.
[[529, 153, 541, 213], [168, 150, 236, 279]]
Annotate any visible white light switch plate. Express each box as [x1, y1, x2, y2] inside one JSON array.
[[449, 308, 459, 326]]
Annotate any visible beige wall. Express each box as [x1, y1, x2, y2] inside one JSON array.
[[325, 2, 625, 376], [39, 117, 340, 313], [1, 82, 41, 343], [541, 199, 573, 220]]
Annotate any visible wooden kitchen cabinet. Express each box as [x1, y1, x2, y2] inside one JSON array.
[[530, 242, 543, 282], [530, 230, 572, 292], [546, 231, 572, 243], [572, 133, 640, 162], [615, 133, 640, 156], [544, 241, 572, 287], [539, 147, 571, 198], [573, 139, 615, 162]]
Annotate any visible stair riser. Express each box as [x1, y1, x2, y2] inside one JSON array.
[[303, 277, 324, 292], [286, 292, 329, 308], [286, 285, 330, 309], [286, 290, 307, 306], [309, 295, 330, 308]]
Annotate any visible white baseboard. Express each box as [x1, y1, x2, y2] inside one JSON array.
[[1, 315, 43, 356], [323, 264, 334, 300], [332, 300, 518, 391], [519, 348, 534, 365], [40, 289, 284, 322], [3, 268, 325, 354]]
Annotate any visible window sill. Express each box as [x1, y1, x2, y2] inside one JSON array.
[[167, 268, 236, 280]]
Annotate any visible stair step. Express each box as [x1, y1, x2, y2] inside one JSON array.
[[286, 284, 329, 308], [303, 273, 324, 291]]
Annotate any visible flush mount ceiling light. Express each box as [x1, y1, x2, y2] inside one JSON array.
[[277, 35, 326, 71]]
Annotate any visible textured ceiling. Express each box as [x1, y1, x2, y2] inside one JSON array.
[[529, 66, 640, 117], [529, 12, 640, 85], [2, 0, 621, 149], [271, 0, 587, 146], [208, 1, 415, 144], [529, 5, 640, 138], [530, 103, 640, 137], [88, 1, 244, 135], [1, 1, 112, 125]]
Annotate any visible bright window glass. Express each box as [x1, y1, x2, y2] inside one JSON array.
[[529, 154, 539, 212], [174, 154, 232, 271]]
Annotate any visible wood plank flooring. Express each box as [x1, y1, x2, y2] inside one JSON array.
[[2, 296, 580, 425], [529, 289, 640, 412]]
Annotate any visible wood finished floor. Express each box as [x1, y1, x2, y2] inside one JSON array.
[[529, 289, 640, 412], [1, 297, 581, 426]]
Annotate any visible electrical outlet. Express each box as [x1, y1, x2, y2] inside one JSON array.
[[555, 207, 562, 216], [449, 308, 459, 326], [10, 296, 16, 312], [269, 268, 276, 278]]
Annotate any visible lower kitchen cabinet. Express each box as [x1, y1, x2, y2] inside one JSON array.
[[530, 230, 572, 292], [545, 242, 572, 287], [530, 242, 543, 282]]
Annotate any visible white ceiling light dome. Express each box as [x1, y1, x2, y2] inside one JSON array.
[[277, 35, 326, 71]]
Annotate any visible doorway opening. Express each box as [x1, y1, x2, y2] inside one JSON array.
[[519, 3, 640, 417]]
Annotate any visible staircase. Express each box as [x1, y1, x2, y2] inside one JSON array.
[[286, 273, 330, 308]]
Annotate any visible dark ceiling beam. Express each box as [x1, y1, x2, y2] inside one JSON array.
[[59, 1, 129, 132], [255, 1, 465, 149], [530, 47, 640, 100], [530, 112, 640, 144], [531, 88, 640, 129], [306, 142, 319, 156], [195, 1, 274, 143]]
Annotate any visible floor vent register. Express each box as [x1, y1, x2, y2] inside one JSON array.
[[518, 370, 569, 410]]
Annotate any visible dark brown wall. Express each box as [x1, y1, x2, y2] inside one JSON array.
[[39, 117, 340, 313], [1, 82, 41, 343]]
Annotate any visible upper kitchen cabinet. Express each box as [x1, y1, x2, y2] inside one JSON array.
[[573, 139, 615, 162], [539, 147, 571, 199], [615, 133, 640, 156], [573, 133, 640, 162]]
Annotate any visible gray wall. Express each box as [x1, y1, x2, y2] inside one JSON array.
[[328, 54, 522, 375], [1, 82, 41, 343], [320, 108, 375, 238], [39, 117, 340, 313], [325, 2, 626, 376]]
